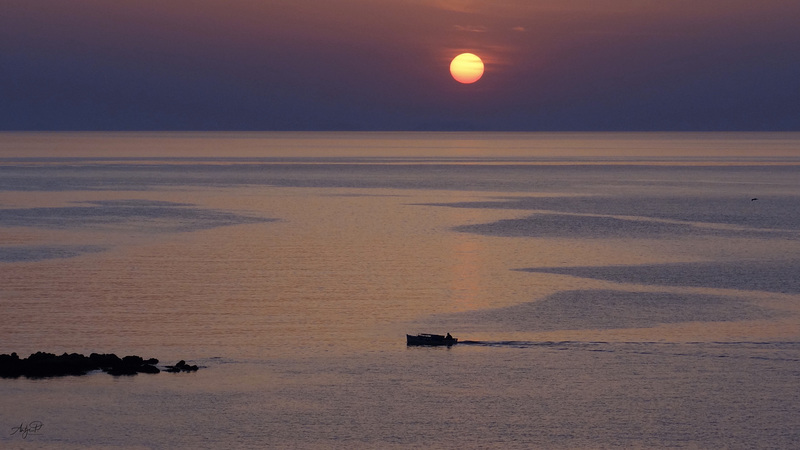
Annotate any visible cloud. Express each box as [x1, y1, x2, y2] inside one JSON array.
[[453, 24, 487, 33]]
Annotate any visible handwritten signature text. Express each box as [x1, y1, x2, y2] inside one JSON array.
[[10, 421, 43, 439]]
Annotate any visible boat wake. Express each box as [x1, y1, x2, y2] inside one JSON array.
[[458, 340, 595, 348], [455, 340, 800, 362]]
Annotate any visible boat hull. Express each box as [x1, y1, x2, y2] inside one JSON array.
[[406, 334, 458, 346]]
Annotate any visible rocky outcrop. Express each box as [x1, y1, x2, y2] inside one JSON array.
[[164, 360, 199, 373], [0, 352, 199, 378]]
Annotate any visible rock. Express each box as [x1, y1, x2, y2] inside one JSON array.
[[89, 353, 122, 369], [165, 360, 198, 373], [104, 354, 159, 376], [12, 352, 96, 378], [0, 352, 22, 378], [0, 352, 187, 378], [137, 364, 160, 374], [122, 355, 144, 366]]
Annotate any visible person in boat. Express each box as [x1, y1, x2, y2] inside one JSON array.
[[446, 333, 453, 340]]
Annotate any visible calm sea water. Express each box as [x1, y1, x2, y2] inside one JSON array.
[[1, 132, 799, 448]]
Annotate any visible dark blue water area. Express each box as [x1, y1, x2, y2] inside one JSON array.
[[438, 195, 800, 237], [457, 212, 724, 239], [453, 340, 800, 364], [2, 161, 798, 194], [0, 245, 105, 263], [0, 199, 274, 233], [430, 289, 780, 333], [0, 162, 524, 191], [522, 261, 800, 294]]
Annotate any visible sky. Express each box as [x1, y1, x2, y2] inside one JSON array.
[[2, 0, 799, 131]]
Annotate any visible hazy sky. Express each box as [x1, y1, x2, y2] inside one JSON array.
[[2, 1, 799, 131]]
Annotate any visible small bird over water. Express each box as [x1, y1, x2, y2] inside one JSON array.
[[751, 198, 758, 201]]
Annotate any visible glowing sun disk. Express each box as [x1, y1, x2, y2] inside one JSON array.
[[450, 53, 484, 84]]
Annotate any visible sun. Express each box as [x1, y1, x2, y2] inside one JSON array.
[[450, 53, 484, 84]]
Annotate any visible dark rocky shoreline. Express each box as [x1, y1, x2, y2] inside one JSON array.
[[0, 352, 199, 378]]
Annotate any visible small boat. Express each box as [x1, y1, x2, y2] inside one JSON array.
[[406, 333, 457, 346]]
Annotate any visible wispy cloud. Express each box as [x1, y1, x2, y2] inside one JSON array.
[[453, 24, 487, 33]]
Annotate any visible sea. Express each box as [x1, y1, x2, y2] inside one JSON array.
[[1, 132, 798, 449]]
